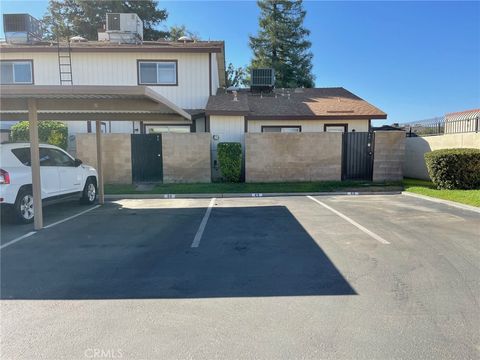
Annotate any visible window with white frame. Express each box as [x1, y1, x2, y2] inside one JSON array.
[[146, 125, 190, 133], [138, 61, 177, 85], [261, 126, 301, 133], [0, 60, 33, 84]]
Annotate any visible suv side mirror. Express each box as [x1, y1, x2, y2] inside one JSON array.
[[74, 158, 83, 167]]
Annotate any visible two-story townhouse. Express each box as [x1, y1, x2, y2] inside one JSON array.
[[0, 12, 388, 145], [0, 39, 225, 137]]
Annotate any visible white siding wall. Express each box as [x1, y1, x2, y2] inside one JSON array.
[[208, 117, 369, 149], [210, 115, 245, 149], [211, 54, 219, 94], [248, 119, 370, 132], [0, 51, 211, 109], [1, 52, 60, 84]]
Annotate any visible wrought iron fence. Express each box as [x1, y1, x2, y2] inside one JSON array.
[[401, 115, 480, 137]]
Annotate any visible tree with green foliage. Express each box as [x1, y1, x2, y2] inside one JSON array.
[[226, 63, 249, 87], [42, 0, 168, 41], [249, 0, 315, 88], [167, 25, 200, 41], [10, 121, 69, 150]]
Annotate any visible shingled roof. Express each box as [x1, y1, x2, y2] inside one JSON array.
[[206, 87, 387, 120]]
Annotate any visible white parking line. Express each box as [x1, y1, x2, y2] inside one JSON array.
[[44, 205, 101, 229], [307, 195, 390, 245], [0, 205, 101, 251], [191, 198, 216, 248], [0, 231, 37, 251]]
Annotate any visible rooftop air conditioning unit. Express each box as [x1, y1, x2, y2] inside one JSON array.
[[250, 68, 275, 92], [3, 13, 42, 44], [105, 13, 143, 43]]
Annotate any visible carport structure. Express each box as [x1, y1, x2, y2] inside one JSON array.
[[0, 85, 193, 230]]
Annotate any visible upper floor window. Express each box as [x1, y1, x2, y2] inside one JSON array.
[[1, 60, 33, 84], [138, 60, 177, 85]]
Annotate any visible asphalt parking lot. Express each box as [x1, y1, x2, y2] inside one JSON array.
[[1, 194, 479, 359]]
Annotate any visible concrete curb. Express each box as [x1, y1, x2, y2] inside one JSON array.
[[402, 191, 480, 214], [105, 190, 402, 200]]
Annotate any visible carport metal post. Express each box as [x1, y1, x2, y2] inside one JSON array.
[[28, 98, 43, 230], [95, 120, 105, 205]]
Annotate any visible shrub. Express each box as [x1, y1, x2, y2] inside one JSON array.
[[425, 148, 480, 189], [10, 121, 68, 150], [217, 142, 242, 182]]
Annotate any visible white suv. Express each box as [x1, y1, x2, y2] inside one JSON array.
[[0, 143, 98, 223]]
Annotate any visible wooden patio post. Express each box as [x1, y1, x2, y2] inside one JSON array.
[[95, 121, 105, 205], [28, 98, 43, 230]]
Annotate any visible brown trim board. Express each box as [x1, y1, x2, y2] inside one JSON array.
[[0, 46, 222, 54], [246, 115, 386, 120], [206, 110, 250, 116], [206, 115, 210, 132], [208, 53, 212, 96]]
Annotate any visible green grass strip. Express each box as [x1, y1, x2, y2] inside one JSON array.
[[105, 180, 402, 195], [403, 178, 480, 207]]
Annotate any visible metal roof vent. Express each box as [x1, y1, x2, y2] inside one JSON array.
[[226, 86, 240, 92], [178, 36, 194, 43], [70, 35, 87, 42]]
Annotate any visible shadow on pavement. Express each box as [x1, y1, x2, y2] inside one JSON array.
[[1, 202, 356, 299], [0, 200, 93, 244]]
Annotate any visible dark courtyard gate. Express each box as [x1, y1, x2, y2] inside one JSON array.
[[131, 134, 163, 182], [342, 132, 375, 181]]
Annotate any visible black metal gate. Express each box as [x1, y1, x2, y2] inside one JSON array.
[[131, 134, 163, 182], [342, 132, 374, 181]]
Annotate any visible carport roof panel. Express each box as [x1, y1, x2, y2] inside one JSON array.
[[0, 85, 192, 120], [2, 85, 150, 98]]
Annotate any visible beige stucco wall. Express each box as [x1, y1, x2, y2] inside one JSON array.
[[76, 133, 132, 184], [162, 133, 211, 183], [245, 133, 342, 182], [247, 119, 370, 132], [404, 132, 480, 180], [372, 131, 405, 182]]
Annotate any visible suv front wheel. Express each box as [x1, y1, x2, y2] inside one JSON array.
[[80, 178, 97, 205], [13, 188, 35, 224]]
